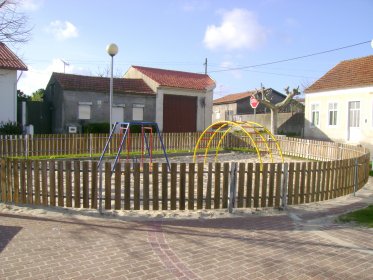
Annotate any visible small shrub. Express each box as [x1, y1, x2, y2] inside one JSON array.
[[82, 123, 110, 133], [0, 121, 23, 135]]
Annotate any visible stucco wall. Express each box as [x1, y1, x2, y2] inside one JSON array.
[[304, 87, 373, 158], [212, 103, 237, 122], [0, 69, 17, 123]]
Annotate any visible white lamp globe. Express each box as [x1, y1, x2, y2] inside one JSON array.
[[106, 43, 118, 56]]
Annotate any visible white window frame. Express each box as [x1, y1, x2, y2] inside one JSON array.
[[132, 104, 144, 121], [310, 103, 320, 127], [328, 102, 338, 126], [348, 101, 360, 128], [78, 102, 92, 120]]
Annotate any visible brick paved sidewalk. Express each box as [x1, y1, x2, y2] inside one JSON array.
[[1, 178, 372, 280]]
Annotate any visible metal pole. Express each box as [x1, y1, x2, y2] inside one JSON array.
[[109, 55, 114, 133]]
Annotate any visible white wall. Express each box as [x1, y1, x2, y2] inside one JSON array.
[[0, 69, 17, 123], [212, 103, 237, 122], [304, 87, 373, 158]]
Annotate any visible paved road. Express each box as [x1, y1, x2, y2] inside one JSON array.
[[1, 178, 372, 280]]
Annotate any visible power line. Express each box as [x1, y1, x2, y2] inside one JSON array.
[[208, 40, 371, 73]]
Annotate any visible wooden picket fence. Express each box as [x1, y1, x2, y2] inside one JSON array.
[[0, 135, 371, 211]]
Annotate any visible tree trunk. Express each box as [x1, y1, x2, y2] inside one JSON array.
[[270, 108, 279, 135]]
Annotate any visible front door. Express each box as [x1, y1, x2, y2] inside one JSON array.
[[348, 101, 360, 142]]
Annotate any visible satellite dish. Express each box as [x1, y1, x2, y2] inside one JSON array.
[[371, 39, 373, 49]]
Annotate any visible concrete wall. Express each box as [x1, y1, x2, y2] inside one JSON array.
[[233, 112, 304, 136], [304, 87, 373, 158], [45, 80, 156, 133], [212, 103, 237, 122], [0, 69, 17, 123]]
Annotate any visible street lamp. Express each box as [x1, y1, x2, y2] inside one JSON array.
[[106, 43, 118, 133]]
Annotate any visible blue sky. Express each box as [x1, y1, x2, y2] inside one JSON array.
[[15, 0, 373, 98]]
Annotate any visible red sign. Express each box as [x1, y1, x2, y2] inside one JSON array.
[[250, 96, 259, 109]]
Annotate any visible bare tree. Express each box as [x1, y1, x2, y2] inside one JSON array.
[[253, 85, 300, 134], [0, 0, 31, 44]]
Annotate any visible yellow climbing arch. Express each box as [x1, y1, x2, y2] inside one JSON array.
[[193, 121, 284, 167]]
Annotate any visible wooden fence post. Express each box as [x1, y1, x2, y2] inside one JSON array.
[[228, 162, 237, 213], [281, 163, 289, 209], [98, 161, 103, 213], [353, 158, 358, 196]]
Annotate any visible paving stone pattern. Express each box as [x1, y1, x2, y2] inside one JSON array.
[[1, 178, 373, 280]]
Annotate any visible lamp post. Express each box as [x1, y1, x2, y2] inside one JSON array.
[[106, 43, 118, 133]]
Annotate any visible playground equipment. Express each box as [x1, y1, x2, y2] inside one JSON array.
[[193, 121, 284, 167], [98, 122, 170, 172]]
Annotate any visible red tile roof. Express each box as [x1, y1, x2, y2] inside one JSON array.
[[132, 66, 215, 91], [305, 55, 373, 93], [213, 91, 255, 104], [52, 72, 154, 95], [0, 43, 27, 70]]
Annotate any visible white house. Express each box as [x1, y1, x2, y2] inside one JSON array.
[[304, 55, 373, 156], [0, 43, 28, 123], [124, 66, 215, 132]]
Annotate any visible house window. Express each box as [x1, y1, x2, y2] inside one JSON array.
[[133, 104, 144, 121], [311, 104, 319, 127], [78, 103, 92, 120], [215, 111, 221, 120], [328, 102, 337, 126], [348, 101, 360, 127]]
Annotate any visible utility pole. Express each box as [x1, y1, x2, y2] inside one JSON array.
[[204, 58, 208, 74]]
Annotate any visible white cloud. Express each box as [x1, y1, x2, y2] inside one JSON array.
[[18, 59, 87, 95], [203, 8, 268, 51], [45, 20, 79, 41]]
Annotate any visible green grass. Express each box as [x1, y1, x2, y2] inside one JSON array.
[[8, 148, 225, 161], [338, 205, 373, 228], [370, 162, 373, 177]]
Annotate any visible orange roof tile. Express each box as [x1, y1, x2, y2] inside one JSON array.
[[0, 43, 27, 70], [52, 72, 154, 95], [132, 66, 215, 91], [305, 55, 373, 93]]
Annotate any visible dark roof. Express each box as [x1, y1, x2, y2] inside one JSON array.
[[213, 91, 255, 105], [213, 88, 284, 105], [132, 65, 215, 90], [305, 55, 373, 93], [0, 43, 27, 70], [51, 72, 154, 95]]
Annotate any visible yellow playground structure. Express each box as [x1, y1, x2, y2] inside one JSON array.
[[193, 121, 284, 166]]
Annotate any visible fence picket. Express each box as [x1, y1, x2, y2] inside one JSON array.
[[222, 162, 229, 209], [83, 162, 89, 208], [74, 161, 81, 208], [66, 161, 72, 207], [214, 162, 221, 209], [49, 160, 55, 206], [188, 163, 195, 210], [114, 164, 121, 210], [134, 163, 141, 210], [143, 163, 150, 210], [171, 163, 178, 210], [58, 161, 64, 207], [237, 162, 245, 208], [179, 163, 186, 210]]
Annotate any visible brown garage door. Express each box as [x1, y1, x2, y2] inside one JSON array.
[[163, 94, 197, 132]]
